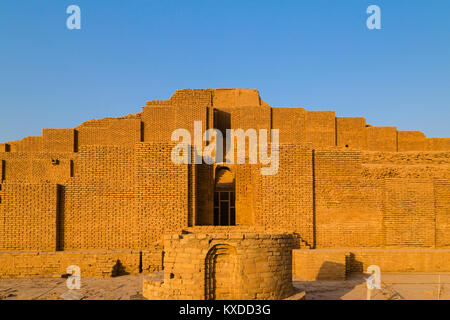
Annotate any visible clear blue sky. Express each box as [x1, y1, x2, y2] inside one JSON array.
[[0, 0, 449, 142]]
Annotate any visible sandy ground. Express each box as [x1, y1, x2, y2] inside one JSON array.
[[0, 275, 145, 300], [294, 273, 450, 300], [0, 273, 449, 300]]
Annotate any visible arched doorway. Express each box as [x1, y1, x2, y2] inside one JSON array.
[[205, 244, 239, 300], [214, 167, 235, 226]]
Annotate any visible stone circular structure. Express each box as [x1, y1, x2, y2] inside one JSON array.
[[143, 232, 295, 300]]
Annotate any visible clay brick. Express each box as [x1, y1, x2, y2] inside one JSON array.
[[336, 117, 367, 150], [366, 126, 397, 151], [305, 111, 336, 147], [0, 88, 448, 283], [397, 131, 426, 151]]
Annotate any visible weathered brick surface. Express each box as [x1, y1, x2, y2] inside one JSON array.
[[135, 142, 189, 247], [0, 88, 449, 283], [314, 149, 384, 248], [0, 249, 162, 278], [336, 117, 367, 150], [256, 145, 314, 246], [272, 107, 306, 144], [397, 131, 427, 151], [42, 129, 75, 153], [366, 126, 397, 151], [293, 250, 347, 281], [143, 232, 295, 300], [305, 111, 336, 147], [435, 180, 450, 247], [0, 152, 72, 184], [63, 146, 137, 250], [427, 138, 450, 151], [76, 116, 141, 147], [8, 136, 43, 152], [0, 183, 57, 251], [345, 249, 450, 273], [384, 179, 435, 247], [293, 249, 450, 280]]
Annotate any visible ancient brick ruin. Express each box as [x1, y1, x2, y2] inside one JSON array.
[[143, 232, 295, 300], [0, 88, 449, 299]]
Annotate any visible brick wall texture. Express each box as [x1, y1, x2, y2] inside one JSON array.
[[143, 232, 294, 300], [293, 249, 450, 280], [0, 88, 449, 278]]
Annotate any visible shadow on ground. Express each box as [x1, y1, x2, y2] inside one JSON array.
[[293, 273, 368, 300]]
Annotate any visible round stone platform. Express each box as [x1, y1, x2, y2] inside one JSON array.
[[143, 232, 295, 300]]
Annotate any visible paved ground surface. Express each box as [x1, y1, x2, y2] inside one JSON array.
[[294, 273, 450, 300], [0, 275, 145, 300], [0, 273, 449, 300]]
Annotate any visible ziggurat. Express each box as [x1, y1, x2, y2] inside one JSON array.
[[0, 88, 449, 299]]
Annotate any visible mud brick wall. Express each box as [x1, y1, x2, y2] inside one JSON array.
[[292, 249, 347, 281], [143, 90, 210, 143], [63, 145, 137, 250], [0, 159, 4, 180], [272, 107, 306, 144], [195, 163, 214, 225], [168, 89, 213, 107], [77, 118, 141, 148], [8, 136, 43, 152], [0, 249, 163, 278], [141, 106, 177, 142], [358, 178, 385, 245], [215, 105, 272, 154], [314, 149, 383, 247], [427, 138, 450, 151], [135, 143, 189, 248], [176, 105, 210, 136], [361, 150, 450, 166], [212, 88, 261, 108], [143, 232, 294, 300], [211, 90, 271, 156], [360, 151, 449, 248], [256, 145, 314, 246], [293, 249, 450, 280], [144, 106, 175, 143], [233, 164, 257, 226], [42, 129, 75, 153], [141, 249, 164, 274], [361, 163, 449, 182], [223, 106, 271, 131], [336, 117, 367, 150], [0, 183, 57, 251], [305, 111, 336, 147], [76, 126, 109, 146], [397, 131, 427, 151], [362, 168, 448, 186], [366, 126, 397, 151], [434, 180, 450, 247], [105, 118, 141, 146], [384, 179, 435, 247], [345, 249, 450, 273], [175, 103, 210, 225], [0, 88, 449, 261], [0, 152, 72, 184]]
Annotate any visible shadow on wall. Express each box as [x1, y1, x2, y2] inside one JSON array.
[[345, 253, 364, 275], [317, 261, 346, 281], [112, 259, 130, 277]]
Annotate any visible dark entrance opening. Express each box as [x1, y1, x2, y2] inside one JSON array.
[[214, 167, 235, 226], [214, 191, 235, 226]]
